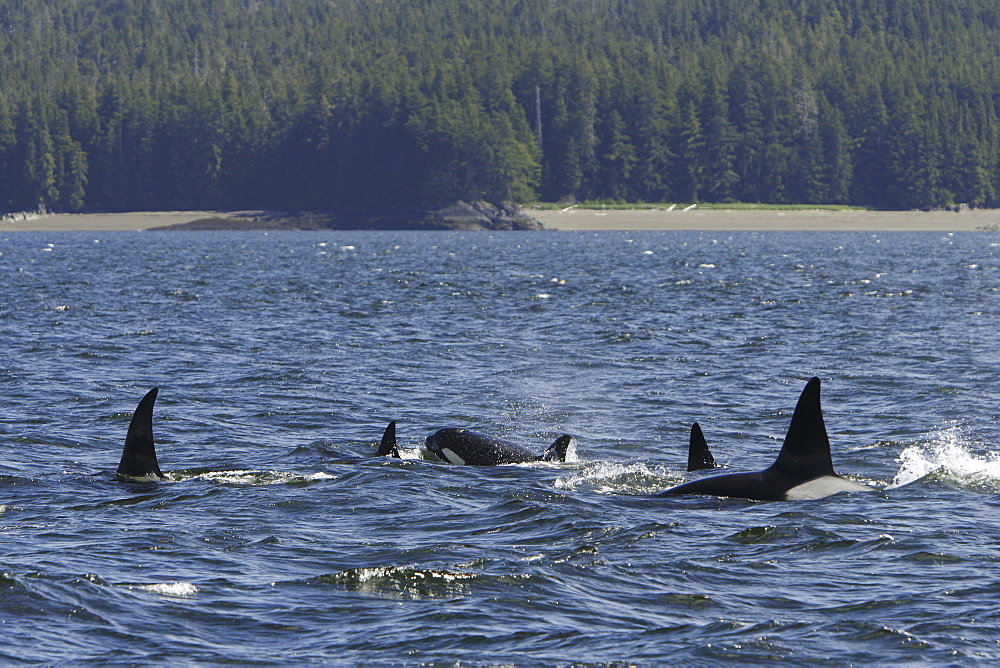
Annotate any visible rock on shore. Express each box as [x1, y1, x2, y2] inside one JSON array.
[[157, 201, 551, 231]]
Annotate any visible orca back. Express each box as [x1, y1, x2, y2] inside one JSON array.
[[116, 388, 164, 480], [658, 377, 869, 501], [686, 422, 716, 472], [766, 377, 835, 482], [377, 421, 400, 458], [426, 428, 542, 465]]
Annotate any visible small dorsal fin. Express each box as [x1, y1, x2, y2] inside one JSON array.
[[116, 388, 164, 479], [686, 422, 717, 472], [377, 421, 400, 458], [768, 377, 835, 480], [541, 435, 572, 462]]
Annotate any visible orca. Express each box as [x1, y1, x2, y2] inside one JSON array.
[[116, 388, 166, 481], [687, 422, 717, 472], [658, 378, 872, 501], [377, 421, 401, 458], [424, 428, 572, 466]]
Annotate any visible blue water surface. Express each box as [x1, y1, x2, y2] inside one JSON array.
[[2, 229, 1000, 663]]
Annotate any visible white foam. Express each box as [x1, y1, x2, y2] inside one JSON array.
[[556, 462, 669, 494], [890, 426, 1000, 489], [136, 582, 198, 597], [563, 439, 579, 464], [302, 472, 336, 481], [196, 470, 335, 485], [119, 472, 167, 483], [394, 448, 424, 461]]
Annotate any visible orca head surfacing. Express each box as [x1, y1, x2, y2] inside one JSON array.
[[659, 378, 871, 501], [116, 388, 166, 481], [425, 428, 534, 465], [425, 428, 572, 466]]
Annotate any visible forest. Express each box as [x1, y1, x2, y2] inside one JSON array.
[[1, 0, 999, 213]]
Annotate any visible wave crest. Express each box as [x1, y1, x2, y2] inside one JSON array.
[[891, 426, 1000, 492]]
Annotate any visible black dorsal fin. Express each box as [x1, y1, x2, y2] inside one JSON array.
[[541, 435, 572, 462], [686, 422, 717, 472], [768, 377, 835, 480], [377, 421, 400, 458], [116, 388, 164, 479]]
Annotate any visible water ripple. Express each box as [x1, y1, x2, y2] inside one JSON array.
[[2, 231, 1000, 662]]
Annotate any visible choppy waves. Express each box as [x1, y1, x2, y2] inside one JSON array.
[[892, 426, 1000, 493], [2, 230, 1000, 662]]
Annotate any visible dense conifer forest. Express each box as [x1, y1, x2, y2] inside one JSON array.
[[1, 0, 999, 213]]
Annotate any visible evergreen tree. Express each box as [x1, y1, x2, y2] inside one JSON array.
[[0, 0, 999, 212]]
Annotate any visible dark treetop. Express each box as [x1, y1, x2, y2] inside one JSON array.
[[2, 0, 999, 214]]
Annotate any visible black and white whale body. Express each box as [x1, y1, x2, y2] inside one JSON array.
[[659, 378, 871, 501], [116, 388, 166, 481], [425, 428, 572, 466], [687, 422, 717, 472]]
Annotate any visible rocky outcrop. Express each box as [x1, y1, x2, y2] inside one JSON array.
[[1, 204, 49, 224], [157, 201, 551, 231]]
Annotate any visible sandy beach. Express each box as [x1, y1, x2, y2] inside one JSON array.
[[0, 211, 222, 232], [2, 207, 999, 232], [531, 206, 1000, 231]]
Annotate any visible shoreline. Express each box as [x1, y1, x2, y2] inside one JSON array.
[[0, 211, 223, 232], [530, 207, 1000, 231], [2, 208, 999, 232]]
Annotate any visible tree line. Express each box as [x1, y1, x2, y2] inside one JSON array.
[[1, 0, 999, 213]]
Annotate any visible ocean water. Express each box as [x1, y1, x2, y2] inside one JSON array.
[[1, 229, 1000, 664]]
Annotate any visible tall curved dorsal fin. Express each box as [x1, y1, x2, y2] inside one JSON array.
[[116, 388, 164, 479], [686, 422, 717, 472], [377, 421, 400, 458], [541, 435, 572, 462], [768, 377, 835, 480]]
